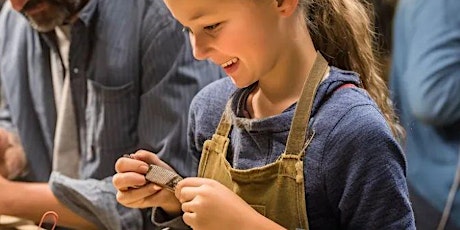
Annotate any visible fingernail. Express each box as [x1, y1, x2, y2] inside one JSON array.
[[139, 164, 149, 173], [152, 184, 162, 190]]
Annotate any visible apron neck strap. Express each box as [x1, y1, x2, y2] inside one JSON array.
[[215, 100, 233, 137], [284, 52, 328, 155], [214, 52, 329, 152]]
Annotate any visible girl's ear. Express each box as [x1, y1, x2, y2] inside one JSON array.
[[275, 0, 299, 17]]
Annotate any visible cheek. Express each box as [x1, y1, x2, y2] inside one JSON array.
[[241, 28, 273, 60], [10, 0, 28, 11], [219, 26, 262, 56]]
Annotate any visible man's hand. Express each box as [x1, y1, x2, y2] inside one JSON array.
[[0, 128, 26, 179]]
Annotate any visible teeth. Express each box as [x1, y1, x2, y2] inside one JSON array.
[[221, 58, 238, 68]]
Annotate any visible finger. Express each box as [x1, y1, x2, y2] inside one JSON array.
[[181, 200, 196, 213], [177, 186, 203, 203], [131, 150, 174, 171], [131, 150, 160, 163], [116, 183, 163, 205], [112, 172, 148, 190], [182, 211, 197, 228], [114, 156, 149, 174], [176, 177, 215, 195], [117, 183, 178, 209]]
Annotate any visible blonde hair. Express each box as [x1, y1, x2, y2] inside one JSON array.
[[301, 0, 404, 138]]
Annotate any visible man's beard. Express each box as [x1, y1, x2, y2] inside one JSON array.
[[21, 0, 75, 32], [27, 10, 69, 32]]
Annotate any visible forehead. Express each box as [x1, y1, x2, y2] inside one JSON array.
[[164, 0, 254, 23]]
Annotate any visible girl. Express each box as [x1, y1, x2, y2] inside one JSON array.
[[113, 0, 415, 229]]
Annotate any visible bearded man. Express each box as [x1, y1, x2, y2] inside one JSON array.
[[0, 0, 223, 228]]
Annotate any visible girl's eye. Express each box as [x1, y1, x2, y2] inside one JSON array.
[[204, 23, 220, 31]]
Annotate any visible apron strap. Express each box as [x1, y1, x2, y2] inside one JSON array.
[[284, 52, 328, 155], [215, 100, 233, 137], [213, 52, 328, 152]]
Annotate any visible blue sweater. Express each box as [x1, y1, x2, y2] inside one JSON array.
[[390, 0, 460, 226], [185, 68, 415, 229]]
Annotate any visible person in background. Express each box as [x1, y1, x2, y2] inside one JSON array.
[[0, 0, 223, 229], [113, 0, 415, 229], [390, 0, 460, 229], [372, 0, 397, 81]]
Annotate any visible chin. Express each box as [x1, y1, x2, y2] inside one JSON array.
[[229, 76, 254, 89]]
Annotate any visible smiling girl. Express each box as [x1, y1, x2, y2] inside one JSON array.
[[113, 0, 415, 229]]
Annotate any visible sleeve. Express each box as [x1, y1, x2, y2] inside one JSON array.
[[404, 0, 460, 126], [324, 105, 415, 229], [186, 96, 200, 177], [49, 172, 144, 230], [0, 80, 17, 132], [0, 18, 17, 134], [136, 0, 223, 178], [0, 58, 28, 179], [151, 207, 190, 230], [0, 4, 53, 182]]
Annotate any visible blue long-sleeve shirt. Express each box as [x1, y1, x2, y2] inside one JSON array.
[[390, 0, 460, 226], [155, 68, 415, 229]]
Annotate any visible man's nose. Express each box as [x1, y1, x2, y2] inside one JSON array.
[[10, 0, 29, 11]]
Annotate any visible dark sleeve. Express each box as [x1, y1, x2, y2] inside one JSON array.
[[50, 172, 144, 230], [402, 0, 460, 126], [151, 207, 190, 230], [324, 105, 415, 229]]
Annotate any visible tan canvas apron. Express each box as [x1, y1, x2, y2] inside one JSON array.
[[197, 53, 329, 229]]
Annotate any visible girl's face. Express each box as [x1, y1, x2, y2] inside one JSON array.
[[164, 0, 286, 88]]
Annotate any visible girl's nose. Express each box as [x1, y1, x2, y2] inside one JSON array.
[[190, 33, 211, 61]]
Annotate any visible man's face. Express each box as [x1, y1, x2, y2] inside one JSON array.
[[9, 0, 87, 32]]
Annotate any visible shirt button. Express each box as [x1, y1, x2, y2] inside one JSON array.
[[73, 68, 79, 74]]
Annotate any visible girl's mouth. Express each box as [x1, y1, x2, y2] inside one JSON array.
[[221, 57, 238, 68], [221, 57, 239, 75]]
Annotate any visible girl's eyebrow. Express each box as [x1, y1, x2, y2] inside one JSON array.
[[188, 12, 205, 21], [187, 8, 216, 22]]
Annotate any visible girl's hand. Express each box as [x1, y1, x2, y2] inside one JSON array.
[[112, 150, 181, 216], [176, 177, 283, 230]]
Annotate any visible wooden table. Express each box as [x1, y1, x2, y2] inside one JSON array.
[[0, 215, 45, 230]]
